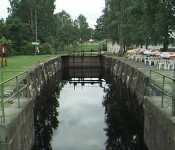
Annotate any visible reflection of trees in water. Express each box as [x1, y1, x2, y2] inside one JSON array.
[[103, 77, 146, 150], [32, 78, 65, 150]]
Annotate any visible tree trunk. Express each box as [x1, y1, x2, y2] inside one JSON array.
[[163, 37, 169, 52], [145, 37, 149, 49], [163, 28, 169, 51]]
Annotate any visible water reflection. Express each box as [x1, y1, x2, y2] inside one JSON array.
[[32, 78, 64, 150], [103, 77, 147, 150], [51, 79, 107, 150], [32, 74, 148, 150]]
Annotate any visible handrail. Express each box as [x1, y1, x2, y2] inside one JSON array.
[[0, 71, 26, 85], [150, 70, 175, 81], [57, 49, 106, 56], [0, 71, 28, 124], [149, 69, 175, 115]]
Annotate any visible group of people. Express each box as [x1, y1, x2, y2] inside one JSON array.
[[128, 48, 175, 59], [0, 44, 7, 67]]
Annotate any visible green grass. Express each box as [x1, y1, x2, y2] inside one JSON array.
[[63, 41, 106, 52], [1, 55, 55, 82], [0, 41, 107, 82]]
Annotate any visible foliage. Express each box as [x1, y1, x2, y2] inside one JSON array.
[[75, 14, 92, 42], [103, 0, 175, 52], [0, 36, 11, 45], [53, 11, 80, 51], [0, 1, 93, 55], [40, 42, 55, 54], [94, 14, 106, 40]]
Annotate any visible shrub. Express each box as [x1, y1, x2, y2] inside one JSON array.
[[40, 43, 55, 54]]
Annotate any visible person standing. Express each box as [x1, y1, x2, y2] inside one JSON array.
[[1, 44, 7, 67]]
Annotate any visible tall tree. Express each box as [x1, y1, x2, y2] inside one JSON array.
[[8, 0, 56, 42], [154, 0, 175, 50], [94, 14, 106, 40], [76, 15, 91, 42], [53, 11, 79, 50], [104, 0, 175, 53]]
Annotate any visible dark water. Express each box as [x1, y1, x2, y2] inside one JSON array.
[[32, 74, 148, 150]]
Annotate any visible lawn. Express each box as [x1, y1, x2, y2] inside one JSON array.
[[63, 41, 107, 52], [1, 55, 55, 82], [0, 41, 107, 82]]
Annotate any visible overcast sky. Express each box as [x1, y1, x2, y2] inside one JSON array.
[[0, 0, 105, 28], [0, 0, 10, 19]]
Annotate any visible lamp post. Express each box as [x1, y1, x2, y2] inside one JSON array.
[[32, 8, 40, 55]]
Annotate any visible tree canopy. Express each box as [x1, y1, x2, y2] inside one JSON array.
[[101, 0, 175, 53], [0, 0, 92, 55]]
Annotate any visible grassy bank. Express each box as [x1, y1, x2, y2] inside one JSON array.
[[0, 41, 107, 82], [62, 41, 106, 52], [1, 55, 55, 82]]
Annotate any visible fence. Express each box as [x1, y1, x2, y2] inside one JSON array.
[[0, 71, 28, 124], [149, 69, 175, 115], [57, 49, 106, 56]]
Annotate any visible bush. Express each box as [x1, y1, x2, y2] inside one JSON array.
[[22, 42, 34, 55], [40, 43, 55, 54]]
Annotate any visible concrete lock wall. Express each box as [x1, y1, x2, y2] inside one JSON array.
[[1, 55, 175, 150], [0, 56, 62, 150], [103, 56, 175, 150]]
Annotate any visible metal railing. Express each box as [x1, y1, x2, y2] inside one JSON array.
[[0, 71, 28, 124], [149, 69, 175, 115], [57, 49, 106, 56]]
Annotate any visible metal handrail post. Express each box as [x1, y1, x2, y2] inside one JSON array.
[[1, 82, 5, 124], [172, 97, 175, 116], [16, 76, 20, 108], [149, 70, 152, 80], [161, 76, 165, 108], [0, 70, 5, 124], [172, 78, 175, 115]]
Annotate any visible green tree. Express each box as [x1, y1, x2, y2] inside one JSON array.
[[9, 0, 56, 42], [104, 0, 175, 53], [154, 0, 175, 50], [53, 11, 79, 51], [76, 15, 91, 42], [5, 17, 32, 54], [94, 14, 106, 40]]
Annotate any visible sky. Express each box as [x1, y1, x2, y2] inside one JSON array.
[[0, 0, 10, 19], [0, 0, 105, 28]]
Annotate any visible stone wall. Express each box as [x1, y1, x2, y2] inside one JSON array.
[[62, 56, 102, 69], [0, 56, 62, 150], [103, 56, 175, 150], [103, 56, 147, 105], [144, 97, 175, 150]]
